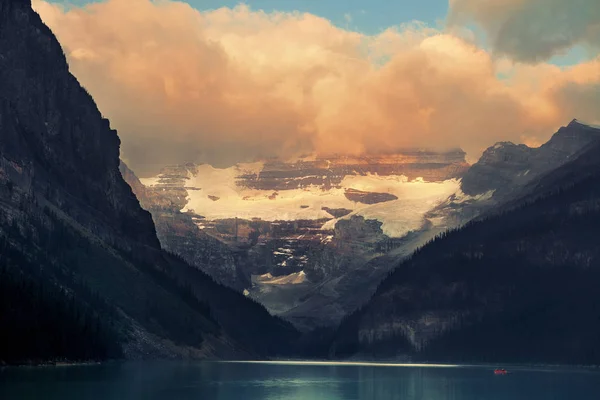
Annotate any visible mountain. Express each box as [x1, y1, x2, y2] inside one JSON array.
[[0, 0, 297, 365], [123, 152, 468, 330], [329, 123, 600, 365], [435, 119, 600, 224], [462, 119, 600, 198], [494, 120, 600, 212], [126, 120, 600, 332]]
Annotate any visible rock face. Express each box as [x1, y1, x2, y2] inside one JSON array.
[[0, 0, 159, 252], [0, 0, 297, 363], [462, 119, 600, 199], [461, 142, 534, 196], [344, 189, 398, 204], [427, 119, 600, 230], [238, 150, 469, 190], [322, 207, 353, 218]]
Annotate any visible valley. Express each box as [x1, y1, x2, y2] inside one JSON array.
[[124, 120, 600, 331], [123, 152, 466, 329]]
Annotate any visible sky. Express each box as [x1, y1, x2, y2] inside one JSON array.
[[36, 0, 600, 176], [49, 0, 451, 34], [49, 0, 593, 66]]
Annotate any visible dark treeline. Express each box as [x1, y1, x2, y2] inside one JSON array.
[[419, 262, 600, 365], [159, 250, 301, 357], [0, 262, 122, 365], [0, 200, 123, 364], [0, 196, 209, 364]]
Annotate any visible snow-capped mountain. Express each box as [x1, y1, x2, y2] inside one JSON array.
[[123, 151, 468, 329]]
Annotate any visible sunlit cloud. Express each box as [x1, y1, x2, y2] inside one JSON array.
[[33, 0, 600, 175]]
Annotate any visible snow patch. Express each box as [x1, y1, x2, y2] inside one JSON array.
[[322, 179, 461, 237], [144, 164, 462, 238], [139, 176, 163, 187], [255, 270, 307, 285], [452, 189, 495, 204]]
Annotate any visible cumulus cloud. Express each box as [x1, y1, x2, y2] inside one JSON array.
[[448, 0, 600, 63], [33, 0, 600, 176]]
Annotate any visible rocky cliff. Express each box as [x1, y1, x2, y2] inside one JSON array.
[[0, 0, 159, 252]]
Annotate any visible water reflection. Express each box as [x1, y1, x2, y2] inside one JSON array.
[[1, 361, 600, 400]]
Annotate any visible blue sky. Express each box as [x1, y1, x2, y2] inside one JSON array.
[[51, 0, 590, 66], [56, 0, 450, 33], [185, 0, 450, 34]]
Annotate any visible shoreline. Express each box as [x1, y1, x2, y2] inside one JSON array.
[[0, 360, 106, 369], [3, 358, 599, 371]]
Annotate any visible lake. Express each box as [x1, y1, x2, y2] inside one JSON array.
[[1, 361, 599, 399]]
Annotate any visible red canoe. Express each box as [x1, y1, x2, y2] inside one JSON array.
[[494, 369, 508, 375]]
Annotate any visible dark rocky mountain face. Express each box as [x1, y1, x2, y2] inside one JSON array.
[[428, 119, 600, 229], [461, 119, 600, 200], [330, 137, 600, 365], [0, 0, 159, 252], [0, 0, 297, 364]]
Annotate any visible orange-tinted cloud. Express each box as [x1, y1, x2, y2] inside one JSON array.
[[33, 0, 600, 175], [448, 0, 600, 63]]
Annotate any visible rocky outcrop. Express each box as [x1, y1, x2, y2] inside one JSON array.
[[344, 189, 398, 204], [321, 207, 353, 218], [460, 142, 533, 196]]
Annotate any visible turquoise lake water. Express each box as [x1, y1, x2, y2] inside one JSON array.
[[1, 360, 599, 399]]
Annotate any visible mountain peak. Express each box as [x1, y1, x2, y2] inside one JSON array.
[[477, 141, 532, 163], [569, 119, 600, 130], [461, 119, 600, 197], [543, 118, 600, 155]]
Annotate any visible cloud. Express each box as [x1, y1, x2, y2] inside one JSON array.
[[33, 0, 600, 176], [448, 0, 600, 63]]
